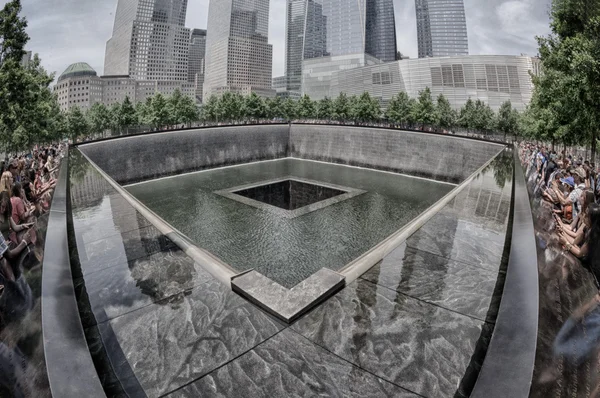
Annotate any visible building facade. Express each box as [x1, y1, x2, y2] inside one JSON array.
[[104, 0, 190, 81], [302, 53, 382, 100], [317, 55, 538, 112], [203, 0, 274, 100], [188, 29, 207, 101], [54, 63, 195, 112], [285, 0, 397, 96], [416, 0, 469, 58]]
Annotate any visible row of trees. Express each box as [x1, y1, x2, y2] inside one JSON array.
[[67, 89, 199, 141], [200, 89, 521, 138], [519, 0, 600, 158]]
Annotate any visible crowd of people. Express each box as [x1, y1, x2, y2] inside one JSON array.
[[0, 144, 64, 316], [520, 143, 600, 282]]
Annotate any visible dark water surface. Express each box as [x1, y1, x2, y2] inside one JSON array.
[[127, 159, 453, 287]]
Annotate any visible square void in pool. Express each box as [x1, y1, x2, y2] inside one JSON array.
[[236, 180, 344, 211], [126, 159, 454, 288]]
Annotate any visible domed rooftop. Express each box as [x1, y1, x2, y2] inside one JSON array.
[[58, 62, 97, 82]]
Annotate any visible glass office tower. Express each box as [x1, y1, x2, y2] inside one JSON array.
[[203, 0, 274, 99], [284, 0, 397, 93], [104, 0, 190, 81], [416, 0, 469, 58]]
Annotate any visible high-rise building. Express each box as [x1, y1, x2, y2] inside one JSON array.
[[415, 0, 469, 58], [188, 29, 207, 101], [104, 0, 191, 81], [203, 0, 274, 100], [285, 0, 397, 95]]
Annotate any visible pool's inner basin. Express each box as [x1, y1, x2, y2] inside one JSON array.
[[126, 158, 454, 287]]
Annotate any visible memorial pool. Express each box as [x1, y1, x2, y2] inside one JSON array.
[[127, 158, 454, 288]]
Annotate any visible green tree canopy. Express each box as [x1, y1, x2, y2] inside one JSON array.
[[149, 93, 170, 128], [245, 92, 267, 121], [412, 87, 436, 128], [316, 97, 334, 120], [282, 97, 298, 120], [352, 92, 381, 123], [530, 0, 600, 156], [435, 94, 456, 131], [0, 1, 63, 151], [297, 94, 316, 119], [0, 0, 28, 64], [66, 106, 89, 143], [88, 102, 111, 135], [119, 95, 137, 131], [265, 96, 284, 119], [333, 92, 351, 121]]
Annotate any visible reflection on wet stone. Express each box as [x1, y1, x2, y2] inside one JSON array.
[[292, 279, 484, 397]]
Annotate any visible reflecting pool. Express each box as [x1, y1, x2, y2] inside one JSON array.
[[127, 159, 454, 287]]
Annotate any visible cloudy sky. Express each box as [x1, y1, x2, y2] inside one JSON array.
[[5, 0, 551, 79]]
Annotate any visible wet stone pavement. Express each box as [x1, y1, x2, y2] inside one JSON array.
[[68, 148, 513, 397]]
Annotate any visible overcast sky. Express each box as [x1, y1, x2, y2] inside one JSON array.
[[5, 0, 551, 79]]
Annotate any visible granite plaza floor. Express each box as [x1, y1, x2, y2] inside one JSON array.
[[69, 148, 512, 397]]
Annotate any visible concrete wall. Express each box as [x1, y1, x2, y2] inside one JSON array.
[[78, 125, 290, 184], [290, 125, 504, 183], [79, 124, 504, 185]]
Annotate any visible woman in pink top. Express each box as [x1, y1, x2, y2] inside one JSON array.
[[10, 183, 36, 245]]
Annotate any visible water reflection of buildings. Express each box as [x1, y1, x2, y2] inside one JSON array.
[[448, 175, 512, 233], [70, 169, 110, 210]]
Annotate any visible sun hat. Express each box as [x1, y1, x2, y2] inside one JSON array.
[[560, 176, 575, 187]]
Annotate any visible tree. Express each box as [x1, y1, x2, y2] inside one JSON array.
[[435, 94, 456, 131], [220, 92, 244, 122], [297, 94, 316, 119], [412, 87, 436, 129], [119, 96, 137, 133], [202, 95, 220, 122], [0, 0, 29, 65], [352, 92, 380, 124], [135, 100, 148, 126], [108, 102, 121, 134], [66, 106, 89, 143], [87, 102, 111, 136], [282, 97, 298, 120], [148, 93, 170, 128], [385, 92, 414, 128], [472, 99, 496, 133], [0, 1, 62, 152], [316, 97, 333, 120], [497, 100, 519, 141], [333, 92, 351, 122], [458, 98, 476, 132], [531, 0, 600, 157], [245, 92, 267, 121], [178, 95, 199, 127], [168, 88, 185, 126], [265, 96, 284, 119]]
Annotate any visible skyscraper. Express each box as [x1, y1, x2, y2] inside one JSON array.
[[284, 0, 397, 93], [104, 0, 190, 81], [415, 0, 469, 58], [188, 29, 207, 101], [203, 0, 274, 100]]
